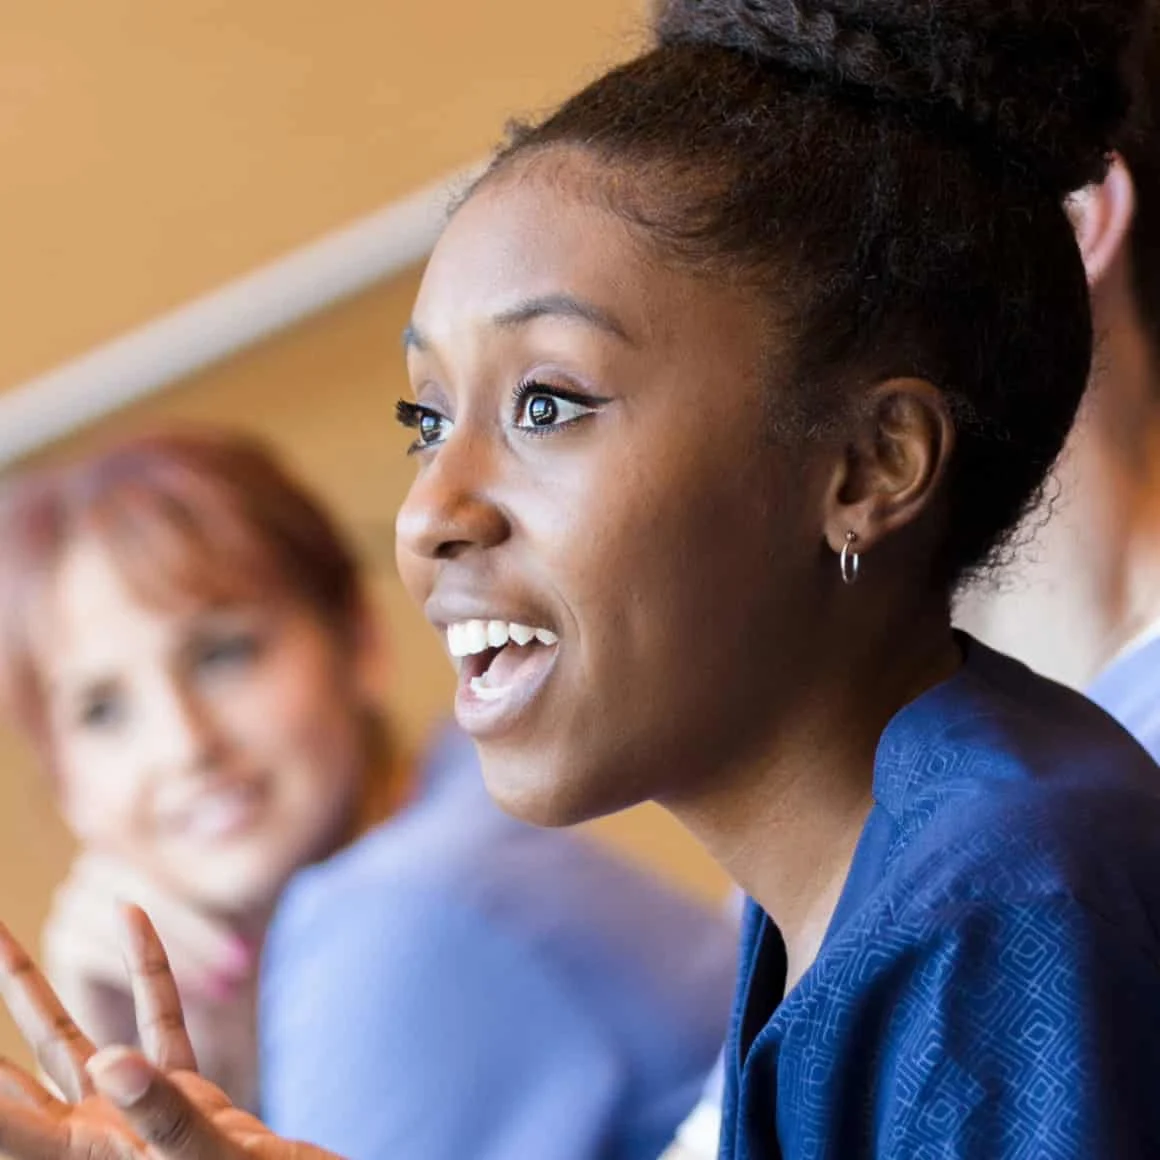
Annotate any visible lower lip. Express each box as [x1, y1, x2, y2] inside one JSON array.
[[177, 790, 263, 843], [454, 644, 559, 738]]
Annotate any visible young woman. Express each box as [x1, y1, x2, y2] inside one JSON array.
[[0, 427, 736, 1159], [0, 0, 1159, 1156]]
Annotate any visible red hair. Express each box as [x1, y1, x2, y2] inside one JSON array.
[[0, 426, 366, 751]]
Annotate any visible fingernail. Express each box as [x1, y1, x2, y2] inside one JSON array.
[[87, 1046, 152, 1108]]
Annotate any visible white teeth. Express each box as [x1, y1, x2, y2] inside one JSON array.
[[464, 620, 489, 654], [508, 623, 536, 647], [469, 675, 507, 702], [444, 618, 559, 657], [447, 622, 469, 658]]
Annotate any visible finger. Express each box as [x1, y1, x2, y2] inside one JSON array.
[[71, 858, 252, 980], [0, 923, 95, 1102], [0, 1095, 71, 1160], [87, 1047, 241, 1160], [46, 897, 233, 1006], [0, 1060, 63, 1113], [120, 907, 198, 1072]]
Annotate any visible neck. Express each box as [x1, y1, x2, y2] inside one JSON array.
[[664, 601, 959, 991], [957, 277, 1160, 687]]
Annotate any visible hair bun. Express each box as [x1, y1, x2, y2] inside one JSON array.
[[654, 0, 1144, 195]]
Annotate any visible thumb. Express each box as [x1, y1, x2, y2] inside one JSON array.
[[86, 1047, 237, 1159]]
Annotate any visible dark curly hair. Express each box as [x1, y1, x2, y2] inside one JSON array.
[[473, 0, 1144, 589]]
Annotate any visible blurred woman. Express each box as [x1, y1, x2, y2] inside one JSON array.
[[0, 426, 736, 1159]]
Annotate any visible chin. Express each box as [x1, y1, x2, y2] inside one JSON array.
[[478, 745, 642, 830], [172, 847, 297, 915], [186, 873, 279, 916]]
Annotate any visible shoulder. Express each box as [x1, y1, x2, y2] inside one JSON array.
[[874, 640, 1160, 937], [794, 791, 1160, 1036], [888, 768, 1160, 944]]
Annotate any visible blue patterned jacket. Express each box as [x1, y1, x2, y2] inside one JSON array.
[[721, 635, 1160, 1160]]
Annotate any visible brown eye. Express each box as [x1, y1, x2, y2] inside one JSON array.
[[419, 410, 445, 444], [78, 689, 124, 730], [195, 633, 262, 674], [395, 400, 452, 452], [514, 386, 599, 432], [527, 395, 559, 426]]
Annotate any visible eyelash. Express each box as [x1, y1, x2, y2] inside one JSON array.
[[395, 382, 606, 454]]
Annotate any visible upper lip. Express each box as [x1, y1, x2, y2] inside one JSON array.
[[424, 592, 559, 634]]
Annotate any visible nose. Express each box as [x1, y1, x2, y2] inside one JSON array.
[[396, 433, 511, 562], [150, 678, 226, 778]]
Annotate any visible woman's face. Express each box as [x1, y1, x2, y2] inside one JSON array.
[[396, 156, 837, 826], [37, 537, 369, 914]]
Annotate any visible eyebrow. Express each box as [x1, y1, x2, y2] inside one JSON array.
[[402, 293, 634, 353]]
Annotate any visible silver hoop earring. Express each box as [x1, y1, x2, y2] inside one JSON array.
[[839, 531, 860, 586]]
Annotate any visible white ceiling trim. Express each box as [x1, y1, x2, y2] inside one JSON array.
[[0, 162, 484, 468]]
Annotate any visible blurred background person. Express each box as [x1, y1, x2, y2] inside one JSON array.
[[957, 6, 1160, 755], [0, 425, 736, 1160]]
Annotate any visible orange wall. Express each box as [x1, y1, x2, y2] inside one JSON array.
[[0, 0, 647, 389]]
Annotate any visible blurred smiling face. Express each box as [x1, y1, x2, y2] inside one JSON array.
[[395, 153, 831, 827], [36, 536, 368, 915]]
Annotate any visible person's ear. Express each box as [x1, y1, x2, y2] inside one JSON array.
[[1069, 154, 1137, 288], [820, 379, 954, 564]]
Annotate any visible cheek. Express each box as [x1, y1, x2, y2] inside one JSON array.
[[212, 661, 361, 789], [527, 424, 792, 654], [515, 422, 820, 808], [55, 742, 148, 847]]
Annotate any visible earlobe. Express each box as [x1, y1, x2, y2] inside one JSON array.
[[823, 379, 954, 559], [1069, 156, 1136, 287]]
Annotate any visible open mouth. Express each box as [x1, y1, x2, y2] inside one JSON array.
[[447, 619, 559, 729], [167, 782, 264, 843]]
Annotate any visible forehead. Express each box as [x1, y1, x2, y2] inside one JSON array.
[[33, 539, 173, 680], [34, 537, 266, 686], [413, 154, 706, 349]]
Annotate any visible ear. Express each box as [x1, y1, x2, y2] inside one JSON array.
[[1068, 154, 1136, 288], [821, 378, 954, 558]]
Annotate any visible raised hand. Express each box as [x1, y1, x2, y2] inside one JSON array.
[[42, 852, 258, 1109], [0, 906, 339, 1160]]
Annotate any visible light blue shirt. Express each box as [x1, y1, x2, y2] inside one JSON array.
[[1086, 631, 1160, 762], [259, 727, 737, 1160]]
